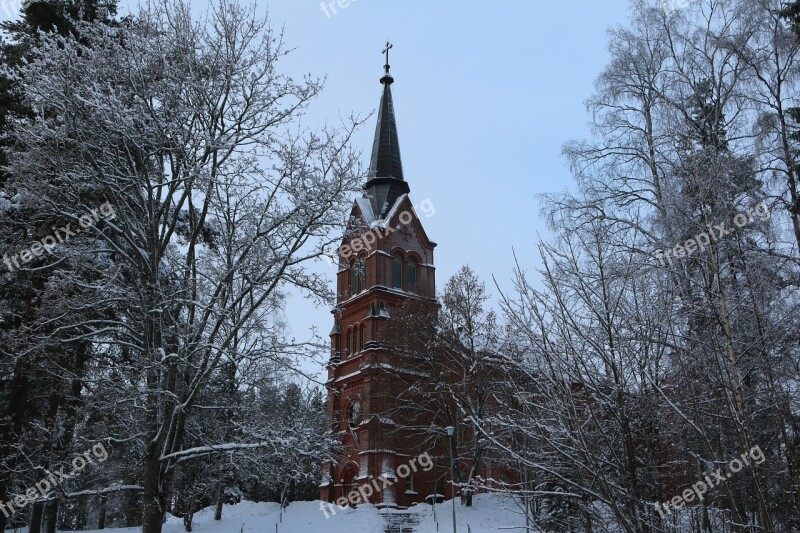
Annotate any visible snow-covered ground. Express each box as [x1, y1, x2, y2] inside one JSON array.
[[5, 494, 530, 533], [412, 494, 528, 532]]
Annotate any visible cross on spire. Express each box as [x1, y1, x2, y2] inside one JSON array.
[[382, 41, 393, 74]]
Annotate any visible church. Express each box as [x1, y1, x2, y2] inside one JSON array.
[[320, 47, 453, 509]]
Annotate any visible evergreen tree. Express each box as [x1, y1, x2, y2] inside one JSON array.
[[0, 0, 117, 185]]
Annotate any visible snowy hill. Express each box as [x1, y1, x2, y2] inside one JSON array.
[[5, 494, 529, 533]]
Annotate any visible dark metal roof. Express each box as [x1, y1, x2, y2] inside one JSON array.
[[364, 70, 410, 218], [368, 75, 403, 181]]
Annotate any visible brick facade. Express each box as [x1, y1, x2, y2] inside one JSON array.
[[319, 195, 460, 508]]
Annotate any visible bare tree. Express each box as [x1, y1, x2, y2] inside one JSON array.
[[383, 266, 508, 506], [5, 1, 364, 531]]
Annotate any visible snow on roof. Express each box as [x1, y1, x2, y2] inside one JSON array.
[[361, 362, 428, 377], [355, 197, 376, 224], [357, 448, 398, 455], [370, 194, 409, 229], [334, 370, 362, 383], [379, 194, 408, 226]]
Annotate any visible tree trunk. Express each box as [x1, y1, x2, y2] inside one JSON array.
[[124, 489, 139, 527], [74, 496, 87, 530], [142, 442, 164, 533], [214, 484, 223, 521], [583, 495, 592, 533], [98, 495, 107, 529], [41, 499, 59, 533], [0, 360, 31, 533], [774, 100, 800, 255], [142, 310, 165, 533], [707, 235, 773, 532], [183, 508, 193, 532], [28, 500, 44, 533]]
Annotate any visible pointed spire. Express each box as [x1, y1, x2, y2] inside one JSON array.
[[368, 73, 404, 181], [365, 41, 410, 219]]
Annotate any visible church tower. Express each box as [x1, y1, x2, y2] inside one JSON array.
[[320, 46, 442, 509]]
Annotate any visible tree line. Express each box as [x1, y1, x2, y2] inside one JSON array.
[[0, 1, 351, 532], [393, 1, 800, 531]]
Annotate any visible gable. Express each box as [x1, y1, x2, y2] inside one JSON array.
[[380, 195, 436, 250], [340, 195, 435, 251]]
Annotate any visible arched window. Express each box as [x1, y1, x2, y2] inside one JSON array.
[[349, 260, 357, 297], [354, 325, 360, 354], [357, 257, 366, 293], [347, 329, 353, 356], [407, 257, 417, 293], [393, 253, 403, 289], [405, 473, 415, 492], [360, 324, 366, 350]]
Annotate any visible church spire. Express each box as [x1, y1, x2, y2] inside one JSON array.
[[365, 41, 410, 219]]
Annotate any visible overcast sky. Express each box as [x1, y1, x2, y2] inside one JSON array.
[[8, 0, 636, 382]]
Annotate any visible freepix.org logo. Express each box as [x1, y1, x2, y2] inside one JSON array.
[[319, 0, 359, 19], [319, 451, 434, 517], [654, 445, 766, 518], [658, 0, 699, 15], [3, 201, 116, 272], [0, 442, 109, 519], [320, 198, 435, 268], [655, 202, 770, 266]]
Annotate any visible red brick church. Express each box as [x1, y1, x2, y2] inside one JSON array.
[[319, 50, 453, 509]]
